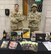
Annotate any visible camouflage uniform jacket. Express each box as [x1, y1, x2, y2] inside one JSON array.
[[10, 11, 24, 31], [27, 11, 41, 31]]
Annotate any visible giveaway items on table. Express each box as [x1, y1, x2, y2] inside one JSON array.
[[9, 41, 18, 49], [20, 41, 38, 52]]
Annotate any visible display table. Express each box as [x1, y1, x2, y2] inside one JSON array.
[[0, 38, 50, 54]]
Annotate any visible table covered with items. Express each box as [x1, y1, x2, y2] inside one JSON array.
[[0, 29, 51, 54]]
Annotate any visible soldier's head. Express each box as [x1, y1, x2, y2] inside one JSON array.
[[14, 4, 19, 12], [31, 4, 37, 13]]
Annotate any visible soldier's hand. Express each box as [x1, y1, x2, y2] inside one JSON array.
[[11, 18, 18, 23], [17, 19, 22, 22]]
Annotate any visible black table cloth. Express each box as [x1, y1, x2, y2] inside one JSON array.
[[0, 38, 49, 54]]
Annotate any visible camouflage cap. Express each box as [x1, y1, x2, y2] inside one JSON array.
[[31, 3, 37, 8]]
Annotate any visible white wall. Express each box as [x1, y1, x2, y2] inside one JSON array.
[[43, 0, 51, 32], [40, 0, 51, 32], [0, 0, 23, 39], [40, 0, 46, 32]]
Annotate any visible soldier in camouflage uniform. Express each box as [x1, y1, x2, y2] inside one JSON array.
[[27, 4, 41, 32], [10, 4, 24, 31]]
